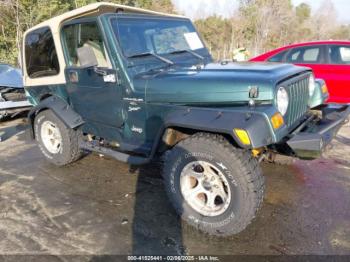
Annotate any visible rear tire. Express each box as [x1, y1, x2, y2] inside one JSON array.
[[34, 110, 83, 166], [163, 133, 265, 236]]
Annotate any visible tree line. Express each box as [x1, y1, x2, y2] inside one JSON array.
[[0, 0, 349, 66], [196, 0, 350, 60]]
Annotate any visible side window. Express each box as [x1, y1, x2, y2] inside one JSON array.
[[303, 48, 319, 61], [62, 22, 110, 68], [25, 27, 59, 78], [290, 50, 301, 61], [268, 50, 288, 62], [286, 46, 322, 64], [329, 45, 350, 64]]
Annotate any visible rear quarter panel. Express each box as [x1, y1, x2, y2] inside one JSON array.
[[319, 64, 350, 103]]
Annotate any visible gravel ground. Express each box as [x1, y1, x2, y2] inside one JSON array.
[[0, 118, 349, 259]]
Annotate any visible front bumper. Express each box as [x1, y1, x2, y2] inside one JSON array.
[[286, 104, 350, 159]]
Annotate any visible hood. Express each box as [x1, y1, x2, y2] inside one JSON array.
[[0, 64, 23, 88], [140, 62, 310, 104]]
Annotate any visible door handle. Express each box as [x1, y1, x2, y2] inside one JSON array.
[[93, 67, 121, 85], [94, 67, 108, 76]]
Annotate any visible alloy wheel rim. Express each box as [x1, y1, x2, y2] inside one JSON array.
[[180, 160, 231, 217], [40, 120, 62, 154]]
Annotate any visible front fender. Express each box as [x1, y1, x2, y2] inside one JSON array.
[[162, 106, 278, 149], [27, 96, 84, 138], [309, 79, 329, 108]]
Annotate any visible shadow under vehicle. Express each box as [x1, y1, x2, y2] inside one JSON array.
[[22, 2, 350, 237]]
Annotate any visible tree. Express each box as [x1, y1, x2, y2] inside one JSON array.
[[0, 0, 349, 65], [313, 0, 337, 39], [296, 3, 310, 22], [236, 0, 295, 55], [329, 25, 350, 40], [0, 0, 72, 65], [0, 0, 176, 66], [195, 16, 233, 60]]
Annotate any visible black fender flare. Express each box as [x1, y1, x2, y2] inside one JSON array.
[[27, 96, 84, 138], [150, 107, 275, 156]]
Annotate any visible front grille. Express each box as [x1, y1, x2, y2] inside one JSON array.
[[281, 74, 310, 127]]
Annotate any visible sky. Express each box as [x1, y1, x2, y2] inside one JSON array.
[[170, 0, 350, 23]]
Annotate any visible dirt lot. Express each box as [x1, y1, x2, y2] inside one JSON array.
[[0, 118, 350, 258]]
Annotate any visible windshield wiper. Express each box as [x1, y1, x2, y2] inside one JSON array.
[[128, 52, 174, 66], [169, 49, 204, 61]]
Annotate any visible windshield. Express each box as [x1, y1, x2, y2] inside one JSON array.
[[110, 16, 206, 58]]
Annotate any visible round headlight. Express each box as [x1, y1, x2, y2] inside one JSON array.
[[277, 87, 289, 116], [309, 74, 316, 97]]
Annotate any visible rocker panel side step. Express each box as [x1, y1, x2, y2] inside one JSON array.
[[80, 141, 150, 165]]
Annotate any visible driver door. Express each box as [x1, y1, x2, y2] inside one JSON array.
[[61, 20, 124, 139]]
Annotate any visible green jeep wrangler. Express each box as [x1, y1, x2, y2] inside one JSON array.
[[23, 3, 350, 236]]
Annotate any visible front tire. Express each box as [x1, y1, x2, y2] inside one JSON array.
[[163, 133, 265, 236], [34, 110, 82, 166]]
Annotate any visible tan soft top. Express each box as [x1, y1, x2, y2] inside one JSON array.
[[25, 2, 183, 35], [23, 2, 184, 87]]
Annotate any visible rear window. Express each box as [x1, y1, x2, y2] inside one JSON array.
[[25, 27, 59, 78], [286, 46, 322, 64]]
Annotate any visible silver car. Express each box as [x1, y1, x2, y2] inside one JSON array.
[[0, 63, 31, 120]]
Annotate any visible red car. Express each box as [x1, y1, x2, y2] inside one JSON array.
[[250, 41, 350, 103]]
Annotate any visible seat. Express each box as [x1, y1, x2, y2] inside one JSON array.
[[83, 40, 110, 68]]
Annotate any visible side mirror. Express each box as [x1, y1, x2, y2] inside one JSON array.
[[77, 46, 98, 68]]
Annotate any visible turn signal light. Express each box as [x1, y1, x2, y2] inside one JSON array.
[[271, 112, 284, 129], [234, 129, 251, 145], [322, 84, 328, 94]]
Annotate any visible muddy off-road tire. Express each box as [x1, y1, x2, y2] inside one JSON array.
[[34, 110, 83, 166], [163, 133, 265, 236]]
